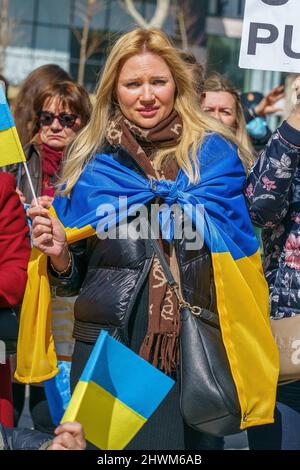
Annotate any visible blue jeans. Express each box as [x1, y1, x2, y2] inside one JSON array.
[[247, 380, 300, 450]]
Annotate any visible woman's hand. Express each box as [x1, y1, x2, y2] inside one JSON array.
[[255, 84, 285, 116], [27, 205, 68, 265], [287, 76, 300, 131], [47, 422, 86, 451], [291, 77, 300, 108], [30, 195, 54, 209]]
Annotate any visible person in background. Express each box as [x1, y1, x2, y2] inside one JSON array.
[[179, 51, 204, 95], [245, 77, 300, 450], [0, 421, 86, 450], [16, 80, 91, 204], [12, 80, 91, 433], [200, 74, 264, 256], [13, 64, 72, 147], [241, 85, 285, 154], [200, 73, 254, 168], [0, 173, 30, 428]]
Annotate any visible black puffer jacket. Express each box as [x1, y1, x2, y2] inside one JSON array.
[[0, 424, 52, 450], [49, 144, 217, 346]]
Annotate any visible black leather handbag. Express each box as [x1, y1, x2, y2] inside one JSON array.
[[150, 237, 242, 437], [0, 307, 19, 356]]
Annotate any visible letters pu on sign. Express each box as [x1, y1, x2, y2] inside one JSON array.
[[239, 0, 300, 73]]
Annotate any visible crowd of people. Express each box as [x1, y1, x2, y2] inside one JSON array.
[[0, 26, 300, 451]]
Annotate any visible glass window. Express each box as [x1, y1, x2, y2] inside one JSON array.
[[208, 0, 245, 18], [8, 0, 35, 22], [37, 0, 71, 25], [72, 0, 102, 28], [106, 1, 139, 32], [206, 35, 246, 90], [9, 24, 34, 48], [208, 0, 218, 15], [145, 1, 156, 23], [35, 26, 70, 52], [70, 27, 106, 91]]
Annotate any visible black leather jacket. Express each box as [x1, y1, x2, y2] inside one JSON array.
[[0, 424, 52, 450], [49, 146, 217, 345]]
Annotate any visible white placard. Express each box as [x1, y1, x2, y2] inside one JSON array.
[[239, 0, 300, 73]]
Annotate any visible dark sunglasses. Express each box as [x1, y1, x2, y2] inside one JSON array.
[[37, 111, 78, 128]]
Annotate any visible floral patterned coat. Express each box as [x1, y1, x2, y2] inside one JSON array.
[[246, 121, 300, 318]]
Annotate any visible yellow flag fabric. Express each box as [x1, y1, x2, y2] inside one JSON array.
[[212, 249, 279, 429], [15, 219, 95, 383], [61, 331, 174, 449], [0, 127, 26, 167]]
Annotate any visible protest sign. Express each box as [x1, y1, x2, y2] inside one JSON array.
[[239, 0, 300, 73]]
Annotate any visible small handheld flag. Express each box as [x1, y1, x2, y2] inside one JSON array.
[[0, 83, 26, 167], [61, 331, 175, 450]]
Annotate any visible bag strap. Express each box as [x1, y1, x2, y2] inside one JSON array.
[[150, 236, 177, 287], [149, 232, 202, 317]]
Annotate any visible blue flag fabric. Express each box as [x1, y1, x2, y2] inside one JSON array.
[[62, 331, 175, 449], [53, 133, 258, 260]]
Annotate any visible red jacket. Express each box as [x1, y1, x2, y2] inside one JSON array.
[[0, 173, 30, 427], [0, 173, 30, 308]]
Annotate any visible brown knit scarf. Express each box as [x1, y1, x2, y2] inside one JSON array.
[[106, 110, 183, 374]]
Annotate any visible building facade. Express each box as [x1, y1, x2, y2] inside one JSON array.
[[2, 0, 282, 94], [206, 0, 282, 95]]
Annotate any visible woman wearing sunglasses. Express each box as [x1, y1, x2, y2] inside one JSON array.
[[12, 80, 91, 433], [17, 80, 91, 204]]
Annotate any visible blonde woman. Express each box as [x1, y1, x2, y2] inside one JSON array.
[[200, 73, 254, 169], [26, 29, 278, 449]]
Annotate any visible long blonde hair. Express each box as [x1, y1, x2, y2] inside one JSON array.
[[201, 73, 255, 168], [61, 29, 252, 195]]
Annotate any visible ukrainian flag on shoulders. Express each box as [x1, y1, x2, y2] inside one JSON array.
[[61, 331, 174, 449], [0, 85, 26, 167]]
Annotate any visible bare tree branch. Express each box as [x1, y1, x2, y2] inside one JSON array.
[[71, 26, 82, 45], [123, 0, 147, 27], [86, 33, 102, 60], [177, 10, 188, 50], [173, 0, 208, 50], [122, 0, 170, 28], [149, 0, 171, 28], [73, 0, 106, 85], [0, 0, 18, 74]]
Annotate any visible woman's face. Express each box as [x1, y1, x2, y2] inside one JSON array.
[[116, 52, 176, 129], [201, 91, 237, 129], [38, 95, 81, 150]]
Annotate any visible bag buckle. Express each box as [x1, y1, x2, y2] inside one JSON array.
[[171, 284, 202, 317]]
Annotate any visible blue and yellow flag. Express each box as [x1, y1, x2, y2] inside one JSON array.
[[0, 86, 26, 167], [16, 133, 279, 431], [61, 330, 174, 449]]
